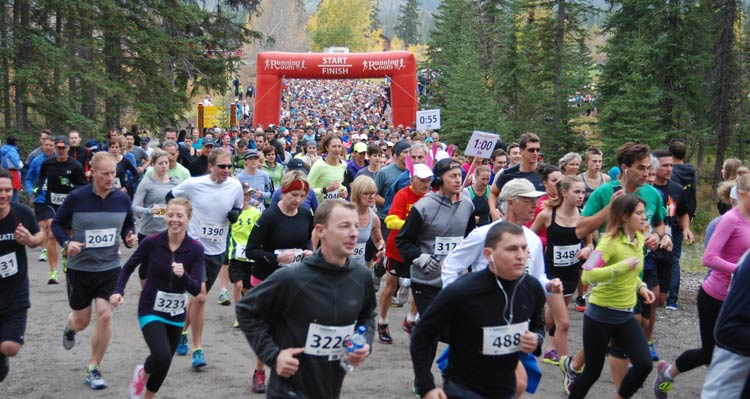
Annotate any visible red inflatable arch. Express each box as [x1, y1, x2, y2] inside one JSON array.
[[253, 51, 418, 129]]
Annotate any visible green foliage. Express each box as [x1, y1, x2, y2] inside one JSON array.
[[306, 0, 375, 52], [395, 0, 422, 46], [0, 0, 262, 140]]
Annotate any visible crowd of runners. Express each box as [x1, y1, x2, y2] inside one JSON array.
[[1, 78, 750, 399]]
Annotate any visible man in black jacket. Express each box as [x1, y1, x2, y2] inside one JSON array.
[[236, 199, 376, 399], [411, 222, 545, 399]]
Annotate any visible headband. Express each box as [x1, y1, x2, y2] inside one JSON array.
[[282, 179, 309, 194]]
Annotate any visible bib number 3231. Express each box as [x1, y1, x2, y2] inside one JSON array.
[[482, 321, 528, 356], [153, 291, 188, 316]]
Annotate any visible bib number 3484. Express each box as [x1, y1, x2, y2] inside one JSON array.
[[482, 321, 528, 356]]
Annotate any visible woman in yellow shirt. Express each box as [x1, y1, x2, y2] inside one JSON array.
[[568, 194, 656, 399]]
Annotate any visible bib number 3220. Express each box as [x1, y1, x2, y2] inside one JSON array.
[[482, 321, 529, 356], [304, 323, 355, 358]]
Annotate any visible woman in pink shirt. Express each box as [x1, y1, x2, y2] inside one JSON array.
[[653, 174, 750, 398]]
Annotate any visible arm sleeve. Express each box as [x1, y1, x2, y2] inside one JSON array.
[[183, 249, 204, 296], [51, 200, 74, 246], [528, 281, 546, 356], [703, 212, 740, 274], [442, 226, 485, 287], [357, 274, 377, 346], [384, 190, 408, 230], [120, 200, 136, 243], [37, 162, 48, 192], [262, 175, 272, 199], [132, 181, 150, 217], [247, 214, 278, 265], [115, 238, 149, 295], [526, 232, 550, 293], [395, 209, 425, 266], [582, 238, 632, 284], [8, 149, 21, 169], [24, 159, 38, 194], [235, 270, 290, 368], [410, 288, 456, 397], [307, 161, 324, 194]]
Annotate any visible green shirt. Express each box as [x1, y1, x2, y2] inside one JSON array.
[[229, 207, 262, 261], [144, 163, 190, 184], [583, 231, 645, 310], [307, 158, 347, 202], [581, 180, 666, 233]]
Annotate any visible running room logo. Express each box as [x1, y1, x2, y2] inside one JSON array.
[[362, 59, 406, 72], [264, 59, 307, 71]]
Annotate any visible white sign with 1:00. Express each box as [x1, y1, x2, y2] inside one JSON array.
[[465, 131, 500, 159], [416, 109, 441, 131]]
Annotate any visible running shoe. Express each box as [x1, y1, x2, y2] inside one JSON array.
[[84, 366, 108, 389], [575, 296, 586, 312], [396, 284, 409, 305], [543, 349, 560, 365], [653, 360, 673, 399], [377, 323, 393, 344], [233, 318, 239, 328], [38, 248, 48, 261], [559, 355, 580, 395], [192, 348, 207, 369], [391, 295, 405, 307], [401, 317, 416, 336], [251, 369, 266, 393], [176, 332, 189, 356], [62, 325, 76, 350], [128, 364, 146, 399], [0, 353, 8, 383], [648, 341, 659, 361], [47, 270, 60, 285], [217, 288, 231, 306], [665, 303, 679, 311]]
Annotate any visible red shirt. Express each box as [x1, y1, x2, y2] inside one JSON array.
[[385, 185, 424, 262]]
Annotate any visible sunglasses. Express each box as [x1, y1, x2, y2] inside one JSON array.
[[214, 164, 232, 169], [525, 148, 541, 153]]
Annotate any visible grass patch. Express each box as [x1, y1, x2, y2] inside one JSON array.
[[680, 182, 720, 273]]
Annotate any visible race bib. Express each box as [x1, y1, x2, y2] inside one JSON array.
[[0, 252, 18, 278], [50, 192, 67, 206], [199, 223, 226, 243], [434, 236, 462, 256], [153, 291, 188, 316], [352, 243, 366, 260], [482, 321, 529, 356], [323, 191, 339, 200], [235, 243, 247, 259], [275, 248, 303, 266], [553, 243, 581, 267], [153, 204, 167, 219], [85, 228, 117, 248], [113, 178, 121, 189], [304, 322, 355, 358]]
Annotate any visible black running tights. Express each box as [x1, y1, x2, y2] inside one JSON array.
[[675, 286, 723, 373], [142, 321, 182, 393]]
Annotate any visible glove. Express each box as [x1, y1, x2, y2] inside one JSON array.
[[413, 253, 440, 274], [227, 207, 242, 224]]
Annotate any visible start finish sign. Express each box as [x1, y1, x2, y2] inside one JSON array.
[[416, 109, 441, 131], [465, 131, 500, 159]]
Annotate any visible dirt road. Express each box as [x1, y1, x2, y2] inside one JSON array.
[[2, 246, 707, 398]]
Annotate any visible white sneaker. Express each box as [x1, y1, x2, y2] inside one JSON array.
[[38, 249, 48, 261], [128, 364, 145, 398]]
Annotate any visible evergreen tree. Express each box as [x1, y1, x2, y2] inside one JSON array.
[[395, 0, 421, 46]]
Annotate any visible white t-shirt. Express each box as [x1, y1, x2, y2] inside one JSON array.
[[172, 175, 244, 255]]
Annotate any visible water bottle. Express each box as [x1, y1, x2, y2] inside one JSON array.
[[340, 326, 367, 372]]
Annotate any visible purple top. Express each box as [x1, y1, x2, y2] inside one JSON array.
[[702, 207, 750, 301], [115, 231, 204, 321]]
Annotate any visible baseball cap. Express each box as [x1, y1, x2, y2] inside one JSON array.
[[412, 163, 434, 179], [499, 178, 546, 199], [353, 142, 367, 153], [202, 137, 216, 146], [393, 140, 411, 156], [55, 136, 70, 147], [230, 127, 238, 132], [287, 158, 306, 171], [213, 127, 221, 134], [359, 133, 369, 140], [432, 158, 461, 178], [244, 149, 259, 159], [435, 150, 450, 161]]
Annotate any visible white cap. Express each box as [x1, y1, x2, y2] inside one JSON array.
[[359, 133, 369, 140], [730, 185, 738, 201], [500, 178, 546, 199], [412, 163, 434, 179], [435, 150, 450, 161]]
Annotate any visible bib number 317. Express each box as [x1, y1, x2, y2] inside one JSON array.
[[482, 321, 528, 356]]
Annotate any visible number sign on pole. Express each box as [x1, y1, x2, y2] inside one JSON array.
[[465, 131, 499, 159], [416, 109, 441, 131]]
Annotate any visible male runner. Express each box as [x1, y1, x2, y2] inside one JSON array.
[[236, 199, 375, 398], [0, 169, 45, 382], [489, 133, 544, 221], [52, 151, 138, 389]]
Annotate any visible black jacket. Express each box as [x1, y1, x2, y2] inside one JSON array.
[[236, 250, 376, 399]]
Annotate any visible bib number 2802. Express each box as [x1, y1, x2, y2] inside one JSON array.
[[482, 321, 528, 356]]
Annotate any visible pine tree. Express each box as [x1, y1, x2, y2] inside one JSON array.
[[394, 0, 421, 46]]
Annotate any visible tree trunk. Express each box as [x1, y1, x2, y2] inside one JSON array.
[[13, 0, 30, 133], [710, 0, 736, 193], [0, 1, 11, 131], [103, 30, 121, 130], [552, 0, 566, 141]]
